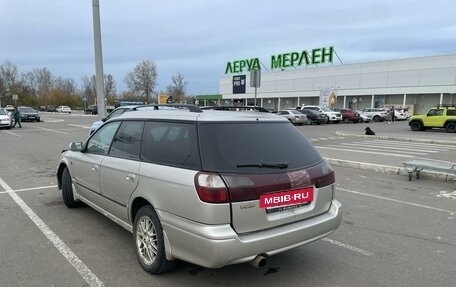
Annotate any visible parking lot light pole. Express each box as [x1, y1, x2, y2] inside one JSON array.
[[92, 0, 106, 119]]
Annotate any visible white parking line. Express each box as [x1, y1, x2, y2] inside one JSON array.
[[322, 238, 374, 256], [0, 185, 58, 195], [67, 124, 90, 129], [316, 146, 416, 158], [338, 187, 455, 215], [0, 178, 104, 287], [31, 126, 70, 135], [1, 130, 23, 137]]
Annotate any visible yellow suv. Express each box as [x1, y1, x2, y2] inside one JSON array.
[[409, 104, 456, 133]]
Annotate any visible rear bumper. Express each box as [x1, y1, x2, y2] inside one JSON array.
[[159, 200, 342, 268]]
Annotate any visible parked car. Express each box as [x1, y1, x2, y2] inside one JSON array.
[[46, 105, 57, 112], [0, 108, 12, 129], [57, 106, 342, 274], [56, 106, 72, 113], [394, 109, 410, 121], [354, 110, 371, 122], [296, 108, 327, 125], [18, 106, 40, 122], [333, 108, 362, 123], [277, 110, 308, 125], [409, 104, 456, 133], [301, 105, 342, 123], [85, 105, 98, 115], [361, 108, 387, 122]]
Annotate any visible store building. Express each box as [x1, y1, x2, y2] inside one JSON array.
[[199, 49, 456, 115]]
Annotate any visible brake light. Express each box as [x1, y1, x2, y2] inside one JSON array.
[[194, 172, 229, 203], [310, 162, 335, 188]]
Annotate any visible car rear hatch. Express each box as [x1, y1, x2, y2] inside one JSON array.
[[197, 121, 335, 234]]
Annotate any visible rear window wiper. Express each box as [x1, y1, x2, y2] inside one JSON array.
[[237, 162, 289, 169]]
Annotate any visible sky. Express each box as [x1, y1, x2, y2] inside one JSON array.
[[0, 0, 455, 95]]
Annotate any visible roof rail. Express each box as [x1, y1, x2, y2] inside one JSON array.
[[133, 104, 203, 113], [200, 106, 271, 113], [435, 104, 455, 109]]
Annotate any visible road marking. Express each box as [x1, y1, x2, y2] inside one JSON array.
[[372, 140, 456, 149], [31, 126, 69, 135], [338, 187, 455, 215], [316, 146, 416, 158], [67, 124, 90, 129], [0, 178, 104, 287], [334, 143, 438, 154], [0, 184, 58, 195], [1, 130, 23, 137], [322, 238, 374, 256]]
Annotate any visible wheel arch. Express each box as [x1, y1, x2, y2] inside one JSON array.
[[130, 197, 153, 223], [130, 197, 175, 262], [56, 163, 69, 190]]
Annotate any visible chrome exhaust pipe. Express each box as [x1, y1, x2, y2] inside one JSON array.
[[250, 254, 268, 268]]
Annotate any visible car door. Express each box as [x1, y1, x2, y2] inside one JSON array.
[[70, 121, 121, 206], [98, 121, 144, 222]]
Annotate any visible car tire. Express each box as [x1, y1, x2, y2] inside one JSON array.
[[445, 122, 456, 133], [133, 206, 176, 274], [373, 115, 381, 122], [61, 167, 83, 208], [410, 121, 423, 131]]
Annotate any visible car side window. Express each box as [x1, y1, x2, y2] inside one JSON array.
[[447, 109, 456, 116], [109, 121, 144, 159], [427, 109, 443, 116], [141, 121, 200, 169], [86, 122, 121, 155]]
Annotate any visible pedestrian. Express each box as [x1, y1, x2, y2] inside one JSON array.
[[12, 106, 22, 128], [391, 107, 395, 123]]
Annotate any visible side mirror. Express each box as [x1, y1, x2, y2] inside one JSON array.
[[69, 142, 84, 152]]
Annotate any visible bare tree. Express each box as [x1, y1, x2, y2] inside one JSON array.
[[82, 75, 97, 104], [124, 60, 157, 101], [166, 71, 187, 103], [104, 74, 117, 102], [0, 61, 19, 89], [33, 67, 53, 97]]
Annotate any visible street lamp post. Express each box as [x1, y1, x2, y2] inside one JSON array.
[[92, 0, 106, 119]]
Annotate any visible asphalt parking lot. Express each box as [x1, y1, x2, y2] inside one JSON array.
[[1, 112, 455, 287]]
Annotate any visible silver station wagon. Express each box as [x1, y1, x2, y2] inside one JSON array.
[[56, 105, 342, 274]]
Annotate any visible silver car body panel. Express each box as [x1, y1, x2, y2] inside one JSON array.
[[159, 200, 342, 268]]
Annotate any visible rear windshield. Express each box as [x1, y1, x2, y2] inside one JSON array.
[[198, 122, 323, 173], [20, 107, 36, 113]]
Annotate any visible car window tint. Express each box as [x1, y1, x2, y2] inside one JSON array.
[[199, 122, 322, 173], [447, 109, 456, 116], [86, 121, 121, 155], [141, 121, 200, 169], [109, 121, 144, 159]]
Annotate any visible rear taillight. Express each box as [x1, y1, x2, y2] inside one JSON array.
[[310, 162, 335, 188], [194, 172, 229, 203]]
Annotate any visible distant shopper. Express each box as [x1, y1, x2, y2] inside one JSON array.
[[387, 106, 395, 123], [12, 106, 22, 128]]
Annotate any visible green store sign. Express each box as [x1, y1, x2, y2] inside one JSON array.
[[225, 46, 334, 74]]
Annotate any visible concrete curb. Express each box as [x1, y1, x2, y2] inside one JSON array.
[[335, 131, 456, 145], [325, 158, 456, 183]]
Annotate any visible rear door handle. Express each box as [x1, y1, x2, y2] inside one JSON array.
[[126, 173, 136, 182], [91, 165, 98, 172]]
